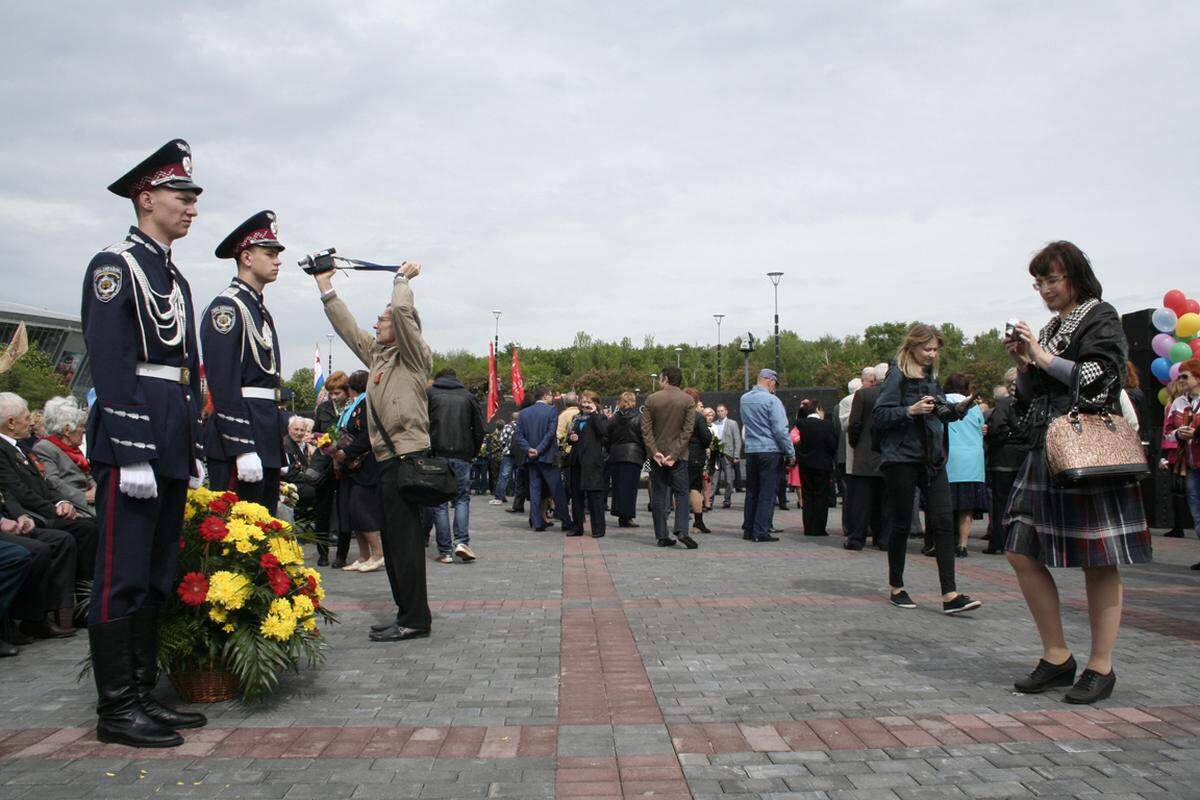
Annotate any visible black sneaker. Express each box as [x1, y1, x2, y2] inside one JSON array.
[[1163, 529, 1184, 538], [656, 538, 676, 547], [942, 594, 982, 615], [1064, 668, 1116, 704], [843, 541, 863, 551], [955, 547, 968, 558], [921, 546, 936, 557], [677, 535, 699, 549], [1192, 561, 1200, 571], [889, 590, 917, 609], [753, 535, 780, 542], [1014, 655, 1076, 694]]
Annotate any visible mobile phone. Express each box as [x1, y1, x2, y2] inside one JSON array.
[[1004, 318, 1021, 341]]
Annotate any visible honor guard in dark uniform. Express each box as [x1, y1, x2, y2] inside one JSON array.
[[201, 211, 288, 514], [81, 139, 208, 748]]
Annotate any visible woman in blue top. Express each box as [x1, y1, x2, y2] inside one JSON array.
[[942, 373, 988, 558]]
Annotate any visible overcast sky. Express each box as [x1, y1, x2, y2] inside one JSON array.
[[2, 2, 1197, 377]]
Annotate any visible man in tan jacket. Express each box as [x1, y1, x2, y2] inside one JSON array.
[[315, 263, 433, 641], [641, 366, 698, 549]]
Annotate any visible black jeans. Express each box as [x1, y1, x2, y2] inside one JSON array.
[[649, 461, 689, 541], [377, 460, 432, 631], [843, 474, 889, 547], [882, 462, 956, 595], [800, 467, 831, 535], [511, 464, 529, 511], [742, 452, 783, 537]]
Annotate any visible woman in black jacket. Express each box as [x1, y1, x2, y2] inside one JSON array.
[[566, 390, 610, 537], [683, 388, 714, 534], [794, 400, 838, 537], [606, 392, 645, 527], [1003, 241, 1151, 704], [333, 370, 385, 572], [872, 324, 982, 616]]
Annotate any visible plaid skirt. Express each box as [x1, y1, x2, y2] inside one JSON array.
[[1003, 449, 1152, 568]]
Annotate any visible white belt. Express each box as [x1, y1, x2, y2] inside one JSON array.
[[242, 387, 281, 401], [136, 363, 189, 384]]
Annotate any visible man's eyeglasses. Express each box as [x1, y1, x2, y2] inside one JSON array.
[[1032, 275, 1066, 292]]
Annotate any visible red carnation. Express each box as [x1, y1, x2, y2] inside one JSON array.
[[267, 568, 292, 596], [260, 553, 281, 569], [266, 520, 284, 532], [199, 516, 229, 542], [221, 491, 238, 503], [208, 497, 231, 514], [302, 574, 320, 607], [177, 572, 209, 606]]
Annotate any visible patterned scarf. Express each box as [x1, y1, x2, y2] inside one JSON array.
[[1037, 298, 1106, 400]]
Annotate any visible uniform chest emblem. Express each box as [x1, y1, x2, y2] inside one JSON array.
[[261, 323, 273, 348], [93, 265, 123, 303], [211, 305, 236, 334]]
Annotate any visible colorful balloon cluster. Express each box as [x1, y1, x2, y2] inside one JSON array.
[[1150, 289, 1200, 405]]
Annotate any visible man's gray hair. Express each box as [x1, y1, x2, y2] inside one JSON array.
[[860, 366, 875, 382], [42, 396, 86, 436], [873, 362, 889, 382], [847, 378, 863, 394], [563, 391, 579, 408], [0, 392, 28, 423]]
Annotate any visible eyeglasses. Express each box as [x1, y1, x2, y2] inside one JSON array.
[[1032, 275, 1067, 292]]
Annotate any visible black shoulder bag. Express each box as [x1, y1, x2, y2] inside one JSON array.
[[367, 397, 458, 506]]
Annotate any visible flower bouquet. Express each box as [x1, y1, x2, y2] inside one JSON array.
[[161, 487, 337, 703], [279, 482, 300, 509]]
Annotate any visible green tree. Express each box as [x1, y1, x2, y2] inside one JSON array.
[[283, 368, 316, 412], [0, 348, 69, 408]]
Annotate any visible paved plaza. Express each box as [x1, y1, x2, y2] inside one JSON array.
[[2, 498, 1199, 799]]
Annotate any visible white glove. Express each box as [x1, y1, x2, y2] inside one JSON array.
[[189, 459, 206, 490], [119, 462, 158, 499], [236, 452, 264, 483]]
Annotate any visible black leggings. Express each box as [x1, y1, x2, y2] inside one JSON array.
[[882, 462, 957, 595]]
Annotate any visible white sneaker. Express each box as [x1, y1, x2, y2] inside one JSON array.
[[488, 499, 504, 505], [342, 559, 368, 572], [359, 556, 385, 572], [454, 543, 476, 562]]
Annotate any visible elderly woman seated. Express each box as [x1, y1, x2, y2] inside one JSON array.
[[31, 397, 95, 516]]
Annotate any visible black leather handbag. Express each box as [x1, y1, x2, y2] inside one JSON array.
[[368, 398, 457, 506]]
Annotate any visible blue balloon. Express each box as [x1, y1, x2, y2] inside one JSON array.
[[1151, 357, 1173, 383], [1153, 307, 1178, 333]]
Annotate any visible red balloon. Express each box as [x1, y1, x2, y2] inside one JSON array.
[[1186, 299, 1200, 315], [1190, 339, 1200, 359], [1164, 289, 1188, 315]]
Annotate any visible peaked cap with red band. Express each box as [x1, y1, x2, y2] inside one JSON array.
[[215, 210, 284, 259], [107, 138, 202, 197]]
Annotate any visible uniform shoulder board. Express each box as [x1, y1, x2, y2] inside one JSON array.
[[210, 304, 237, 335], [103, 241, 135, 255], [219, 287, 239, 299]]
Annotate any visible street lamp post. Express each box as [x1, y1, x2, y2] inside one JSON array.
[[650, 373, 658, 394], [326, 333, 333, 375], [674, 347, 682, 367], [740, 333, 756, 391], [492, 309, 503, 400], [767, 272, 784, 382], [713, 314, 725, 391]]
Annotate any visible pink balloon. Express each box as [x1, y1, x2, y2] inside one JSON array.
[[1187, 299, 1200, 315], [1164, 289, 1188, 315], [1152, 333, 1177, 358], [1170, 361, 1183, 382]]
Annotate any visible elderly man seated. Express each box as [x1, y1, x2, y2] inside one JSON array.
[[1, 492, 78, 641], [0, 393, 97, 624], [31, 396, 95, 516]]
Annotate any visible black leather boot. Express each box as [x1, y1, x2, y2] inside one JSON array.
[[131, 607, 207, 730], [90, 618, 183, 747]]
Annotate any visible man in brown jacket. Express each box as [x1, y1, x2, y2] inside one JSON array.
[[316, 263, 434, 641], [641, 366, 698, 549]]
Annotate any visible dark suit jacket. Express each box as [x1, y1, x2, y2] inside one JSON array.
[[0, 437, 62, 522], [514, 402, 559, 464], [794, 416, 837, 472], [847, 384, 883, 477]]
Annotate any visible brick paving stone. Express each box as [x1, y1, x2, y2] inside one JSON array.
[[1, 503, 1198, 798]]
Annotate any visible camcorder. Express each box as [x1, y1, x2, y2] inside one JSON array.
[[297, 248, 403, 275]]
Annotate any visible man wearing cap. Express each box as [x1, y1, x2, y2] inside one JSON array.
[[201, 211, 288, 514], [81, 139, 208, 748], [739, 368, 796, 543]]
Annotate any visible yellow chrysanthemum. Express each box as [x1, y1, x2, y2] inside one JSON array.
[[260, 598, 298, 641], [225, 519, 264, 545], [303, 617, 317, 631], [231, 501, 271, 522], [188, 487, 218, 507], [183, 504, 196, 521], [267, 537, 304, 566], [222, 623, 235, 633], [206, 571, 253, 610], [268, 597, 294, 618], [208, 607, 228, 623], [291, 594, 314, 617]]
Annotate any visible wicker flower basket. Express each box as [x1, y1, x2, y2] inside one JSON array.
[[169, 669, 239, 704]]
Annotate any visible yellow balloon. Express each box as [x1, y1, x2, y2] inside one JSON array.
[[1159, 388, 1170, 406], [1176, 312, 1200, 339]]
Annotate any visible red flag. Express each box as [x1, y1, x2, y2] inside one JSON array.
[[486, 342, 499, 421], [510, 347, 525, 406]]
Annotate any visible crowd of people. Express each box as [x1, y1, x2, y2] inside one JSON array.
[[0, 135, 1186, 747]]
